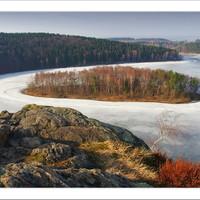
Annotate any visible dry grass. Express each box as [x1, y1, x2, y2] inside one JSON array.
[[47, 158, 74, 168], [80, 140, 158, 184], [24, 153, 45, 163]]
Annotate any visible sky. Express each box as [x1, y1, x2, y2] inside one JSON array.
[[0, 12, 200, 40]]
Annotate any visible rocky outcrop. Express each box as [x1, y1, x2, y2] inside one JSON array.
[[0, 162, 144, 187], [0, 104, 151, 187], [26, 142, 94, 169], [8, 104, 149, 148]]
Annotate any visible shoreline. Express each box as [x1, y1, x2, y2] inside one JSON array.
[[23, 89, 193, 104]]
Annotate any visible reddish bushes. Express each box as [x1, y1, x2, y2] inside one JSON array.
[[159, 157, 200, 187]]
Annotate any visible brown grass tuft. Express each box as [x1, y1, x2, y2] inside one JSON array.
[[80, 140, 158, 184]]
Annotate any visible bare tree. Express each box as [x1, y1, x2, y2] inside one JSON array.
[[150, 110, 184, 151]]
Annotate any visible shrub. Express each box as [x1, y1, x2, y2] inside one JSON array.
[[159, 157, 200, 187], [142, 150, 168, 170]]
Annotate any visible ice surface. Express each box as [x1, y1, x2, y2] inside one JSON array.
[[0, 54, 200, 161]]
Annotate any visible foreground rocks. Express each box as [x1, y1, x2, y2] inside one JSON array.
[[0, 104, 151, 187], [0, 124, 9, 148], [0, 162, 147, 187]]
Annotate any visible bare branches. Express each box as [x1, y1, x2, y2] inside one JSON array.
[[151, 110, 184, 151]]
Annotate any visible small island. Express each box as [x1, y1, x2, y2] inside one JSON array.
[[24, 66, 200, 104]]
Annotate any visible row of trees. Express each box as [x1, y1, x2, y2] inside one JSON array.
[[0, 33, 181, 74], [26, 66, 200, 101]]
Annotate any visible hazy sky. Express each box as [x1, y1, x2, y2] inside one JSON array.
[[0, 12, 200, 40]]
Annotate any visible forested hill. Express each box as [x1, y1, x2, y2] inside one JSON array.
[[176, 41, 200, 53], [0, 33, 181, 74]]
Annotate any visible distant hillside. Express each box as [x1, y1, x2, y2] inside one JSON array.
[[136, 38, 170, 42], [108, 37, 135, 41], [108, 37, 183, 48], [176, 41, 200, 53], [109, 37, 169, 42], [0, 33, 181, 74]]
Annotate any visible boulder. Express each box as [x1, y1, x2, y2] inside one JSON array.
[[0, 162, 68, 187], [9, 104, 149, 149], [0, 110, 12, 120]]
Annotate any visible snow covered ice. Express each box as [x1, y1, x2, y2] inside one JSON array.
[[0, 54, 200, 161]]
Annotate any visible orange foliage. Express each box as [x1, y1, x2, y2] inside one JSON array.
[[159, 157, 200, 187]]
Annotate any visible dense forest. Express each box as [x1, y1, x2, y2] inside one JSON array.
[[176, 41, 200, 53], [0, 33, 181, 74], [25, 66, 200, 103]]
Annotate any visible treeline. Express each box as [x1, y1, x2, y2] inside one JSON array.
[[0, 33, 181, 74], [25, 66, 200, 103], [176, 41, 200, 53]]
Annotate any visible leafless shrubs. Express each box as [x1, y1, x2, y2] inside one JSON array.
[[150, 110, 184, 151]]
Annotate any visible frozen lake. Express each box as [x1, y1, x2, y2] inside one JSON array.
[[0, 53, 200, 161]]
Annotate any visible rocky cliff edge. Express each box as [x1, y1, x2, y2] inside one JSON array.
[[0, 104, 157, 187]]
